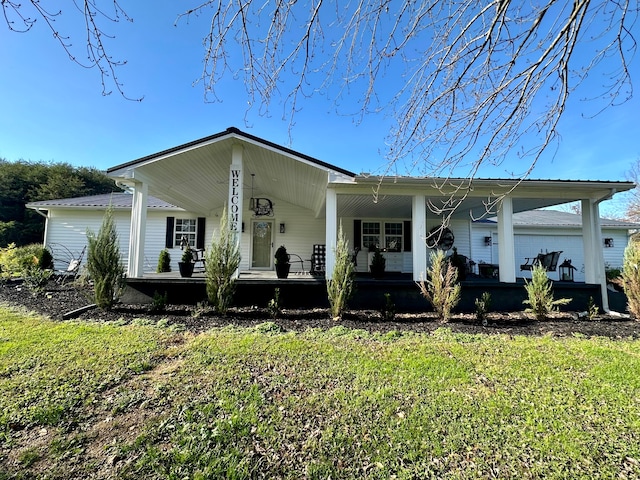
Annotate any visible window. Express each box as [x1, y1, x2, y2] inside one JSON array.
[[362, 222, 380, 250], [361, 220, 404, 251], [175, 219, 197, 248], [385, 222, 403, 252]]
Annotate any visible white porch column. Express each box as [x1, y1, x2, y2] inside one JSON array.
[[497, 196, 516, 283], [582, 199, 609, 311], [412, 194, 427, 281], [228, 144, 243, 278], [325, 187, 338, 279], [127, 180, 148, 278]]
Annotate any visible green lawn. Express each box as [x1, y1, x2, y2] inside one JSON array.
[[1, 307, 639, 479]]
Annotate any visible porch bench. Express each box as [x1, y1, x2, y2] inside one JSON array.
[[520, 251, 562, 278]]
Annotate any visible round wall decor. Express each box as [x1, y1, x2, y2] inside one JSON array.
[[426, 226, 455, 250]]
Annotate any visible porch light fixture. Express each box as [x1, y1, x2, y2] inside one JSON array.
[[484, 236, 492, 246], [249, 174, 256, 212], [280, 223, 285, 234], [604, 238, 614, 248]]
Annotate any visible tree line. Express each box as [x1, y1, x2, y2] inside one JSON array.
[[0, 159, 120, 247]]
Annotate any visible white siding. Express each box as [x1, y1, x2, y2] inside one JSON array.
[[44, 208, 177, 273], [470, 224, 631, 281]]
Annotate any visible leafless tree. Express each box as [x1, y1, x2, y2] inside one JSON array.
[[625, 158, 640, 221], [177, 0, 637, 181], [4, 1, 637, 219], [2, 0, 142, 100]]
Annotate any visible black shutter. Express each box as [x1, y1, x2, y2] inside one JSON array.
[[354, 220, 362, 249], [196, 217, 206, 249], [165, 217, 175, 248], [403, 221, 411, 252]]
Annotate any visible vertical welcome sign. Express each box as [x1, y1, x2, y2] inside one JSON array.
[[228, 144, 243, 233]]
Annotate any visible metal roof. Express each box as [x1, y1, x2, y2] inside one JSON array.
[[26, 193, 181, 210], [481, 209, 639, 229]]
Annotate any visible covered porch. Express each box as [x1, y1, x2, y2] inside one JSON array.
[[107, 127, 635, 313]]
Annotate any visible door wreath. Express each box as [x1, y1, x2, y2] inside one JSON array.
[[426, 226, 455, 250]]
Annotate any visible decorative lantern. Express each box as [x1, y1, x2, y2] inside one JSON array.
[[559, 259, 577, 282]]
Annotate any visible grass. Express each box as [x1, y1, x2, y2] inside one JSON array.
[[1, 307, 639, 479]]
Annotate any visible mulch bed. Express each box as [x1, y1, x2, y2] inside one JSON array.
[[1, 279, 639, 339]]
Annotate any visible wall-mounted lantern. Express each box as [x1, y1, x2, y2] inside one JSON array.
[[484, 236, 492, 246], [280, 223, 286, 234], [604, 238, 614, 248]]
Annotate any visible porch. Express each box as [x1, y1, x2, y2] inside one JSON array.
[[121, 272, 622, 314]]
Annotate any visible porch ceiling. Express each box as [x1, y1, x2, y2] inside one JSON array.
[[335, 177, 636, 220], [336, 193, 568, 219], [108, 130, 344, 216]]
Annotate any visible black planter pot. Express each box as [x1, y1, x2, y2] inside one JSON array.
[[370, 266, 385, 279], [178, 262, 195, 278], [275, 263, 291, 279]]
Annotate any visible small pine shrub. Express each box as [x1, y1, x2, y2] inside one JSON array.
[[156, 249, 171, 273], [205, 206, 241, 314], [417, 249, 461, 322], [267, 288, 282, 320], [149, 291, 168, 313], [326, 223, 355, 320], [86, 206, 126, 310], [37, 247, 54, 270], [22, 265, 53, 295], [191, 301, 209, 318], [587, 296, 599, 320], [523, 264, 571, 321], [380, 293, 396, 322], [475, 291, 492, 326], [622, 239, 640, 319]]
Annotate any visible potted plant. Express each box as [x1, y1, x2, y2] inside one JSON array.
[[369, 247, 386, 279], [178, 246, 195, 278], [274, 245, 291, 279]]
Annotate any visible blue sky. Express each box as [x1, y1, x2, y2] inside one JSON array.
[[1, 2, 638, 214]]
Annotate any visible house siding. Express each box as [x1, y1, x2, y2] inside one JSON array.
[[44, 209, 182, 273], [469, 225, 630, 282]]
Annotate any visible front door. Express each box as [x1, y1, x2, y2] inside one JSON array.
[[251, 220, 273, 269]]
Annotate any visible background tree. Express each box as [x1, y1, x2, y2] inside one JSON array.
[[0, 159, 120, 246], [625, 158, 640, 222]]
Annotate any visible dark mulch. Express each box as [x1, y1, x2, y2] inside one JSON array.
[[1, 279, 639, 339]]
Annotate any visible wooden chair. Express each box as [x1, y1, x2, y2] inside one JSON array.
[[192, 248, 206, 273], [310, 244, 326, 276]]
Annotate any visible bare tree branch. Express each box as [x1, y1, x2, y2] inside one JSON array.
[[2, 0, 142, 100], [177, 0, 636, 183]]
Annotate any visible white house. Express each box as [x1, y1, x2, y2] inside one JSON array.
[[27, 127, 636, 311]]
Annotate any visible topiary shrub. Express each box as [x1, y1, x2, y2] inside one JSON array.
[[622, 239, 640, 319], [205, 205, 241, 314], [475, 291, 492, 326], [417, 248, 461, 322], [156, 249, 171, 273], [326, 223, 356, 320], [523, 264, 571, 321], [86, 206, 126, 310], [37, 247, 54, 270]]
